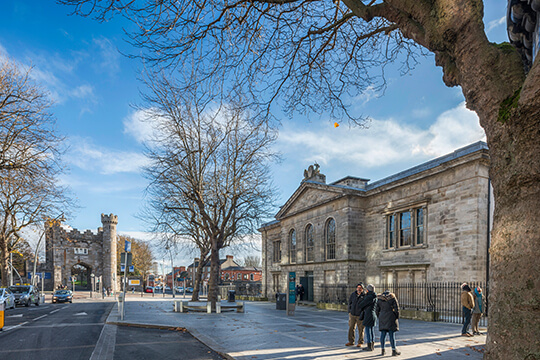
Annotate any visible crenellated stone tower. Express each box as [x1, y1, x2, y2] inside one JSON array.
[[38, 214, 119, 292], [101, 213, 118, 292]]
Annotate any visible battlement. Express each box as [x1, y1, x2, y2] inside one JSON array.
[[101, 213, 118, 225], [66, 228, 101, 242]]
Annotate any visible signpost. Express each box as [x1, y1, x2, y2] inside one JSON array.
[[120, 244, 133, 320], [287, 272, 296, 316]]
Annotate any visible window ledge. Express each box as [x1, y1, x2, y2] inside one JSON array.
[[383, 244, 428, 252]]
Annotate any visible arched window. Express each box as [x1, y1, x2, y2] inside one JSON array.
[[326, 218, 336, 260], [289, 229, 297, 263], [305, 224, 314, 262]]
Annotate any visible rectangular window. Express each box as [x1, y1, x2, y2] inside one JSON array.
[[416, 208, 424, 245], [400, 211, 411, 247], [273, 240, 281, 263], [388, 215, 395, 249], [386, 207, 426, 249]]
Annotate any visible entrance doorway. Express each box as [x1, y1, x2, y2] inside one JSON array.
[[71, 263, 92, 290], [300, 271, 314, 302]]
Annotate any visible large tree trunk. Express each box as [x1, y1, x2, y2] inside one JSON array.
[[208, 238, 220, 311], [386, 2, 540, 357], [191, 254, 208, 302], [0, 235, 9, 287], [480, 64, 540, 360]]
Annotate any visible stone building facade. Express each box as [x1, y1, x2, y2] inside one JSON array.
[[259, 142, 492, 302], [38, 213, 118, 292]]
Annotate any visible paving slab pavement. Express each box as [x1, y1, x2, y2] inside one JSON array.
[[106, 295, 487, 360]]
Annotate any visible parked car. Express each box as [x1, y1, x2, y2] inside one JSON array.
[[145, 286, 154, 293], [9, 285, 40, 307], [186, 287, 194, 293], [0, 287, 16, 309], [52, 289, 73, 303]]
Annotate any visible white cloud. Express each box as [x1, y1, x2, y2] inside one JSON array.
[[70, 84, 95, 99], [486, 16, 506, 33], [413, 102, 486, 156], [67, 137, 149, 174], [93, 37, 120, 77], [123, 109, 158, 144], [277, 102, 485, 169]]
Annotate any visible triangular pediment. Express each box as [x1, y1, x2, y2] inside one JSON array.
[[276, 182, 344, 220]]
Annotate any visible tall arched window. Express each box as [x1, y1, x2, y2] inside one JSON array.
[[305, 224, 314, 262], [326, 218, 336, 260], [289, 229, 297, 263]]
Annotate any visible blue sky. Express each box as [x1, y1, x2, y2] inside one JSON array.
[[1, 1, 508, 266]]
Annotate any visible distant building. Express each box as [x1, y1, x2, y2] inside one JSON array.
[[165, 266, 187, 288], [187, 255, 262, 285], [37, 214, 118, 292], [259, 142, 492, 303]]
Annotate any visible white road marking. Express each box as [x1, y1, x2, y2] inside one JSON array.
[[74, 312, 88, 316], [2, 321, 28, 331], [33, 314, 48, 321]]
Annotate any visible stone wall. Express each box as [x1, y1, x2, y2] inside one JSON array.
[[40, 214, 118, 291], [260, 143, 491, 303]]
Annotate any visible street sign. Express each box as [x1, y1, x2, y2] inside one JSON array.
[[120, 252, 132, 268], [129, 265, 134, 273], [125, 240, 131, 252], [121, 265, 125, 272]]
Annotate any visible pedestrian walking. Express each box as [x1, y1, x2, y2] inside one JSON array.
[[346, 283, 365, 347], [359, 284, 378, 351], [296, 283, 305, 302], [376, 290, 401, 356], [461, 283, 474, 336], [471, 286, 484, 335]]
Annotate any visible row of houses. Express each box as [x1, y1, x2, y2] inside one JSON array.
[[158, 255, 262, 290]]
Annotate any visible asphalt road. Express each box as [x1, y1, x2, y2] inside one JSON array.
[[0, 299, 226, 360]]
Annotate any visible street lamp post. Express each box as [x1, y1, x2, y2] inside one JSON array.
[[166, 245, 175, 298], [32, 213, 65, 292]]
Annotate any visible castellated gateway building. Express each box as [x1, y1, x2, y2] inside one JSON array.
[[259, 142, 492, 303], [38, 214, 118, 292]]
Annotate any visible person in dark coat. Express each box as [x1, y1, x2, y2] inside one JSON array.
[[376, 290, 401, 356], [358, 284, 378, 351], [346, 283, 365, 347], [296, 283, 305, 302]]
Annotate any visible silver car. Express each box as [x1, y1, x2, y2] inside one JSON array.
[[0, 287, 16, 309], [9, 285, 40, 307]]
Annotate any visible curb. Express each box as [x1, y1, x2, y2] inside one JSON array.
[[105, 302, 235, 360]]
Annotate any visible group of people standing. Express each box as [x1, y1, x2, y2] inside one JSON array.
[[461, 283, 484, 336], [347, 283, 401, 356]]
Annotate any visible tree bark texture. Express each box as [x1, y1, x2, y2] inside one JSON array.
[[370, 1, 540, 358], [191, 256, 208, 302], [208, 238, 220, 311]]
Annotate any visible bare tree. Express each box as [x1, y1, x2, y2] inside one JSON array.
[[0, 59, 71, 287], [142, 76, 277, 308], [140, 202, 211, 301], [242, 255, 261, 268], [60, 1, 540, 356]]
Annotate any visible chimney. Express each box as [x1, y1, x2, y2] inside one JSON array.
[[226, 255, 233, 260]]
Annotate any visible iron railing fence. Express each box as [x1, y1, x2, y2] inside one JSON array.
[[219, 282, 262, 298], [320, 281, 488, 327]]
